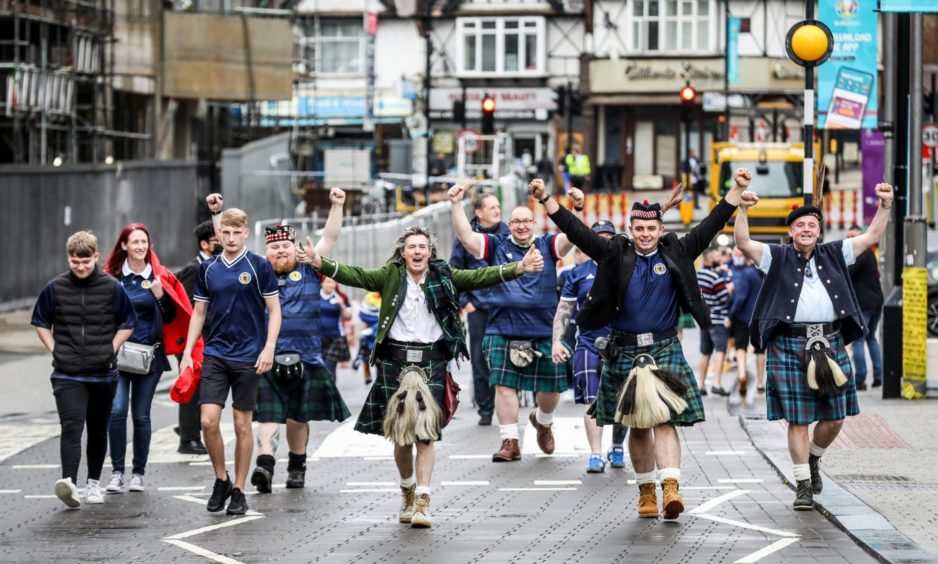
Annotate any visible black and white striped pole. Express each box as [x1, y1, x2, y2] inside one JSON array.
[[785, 19, 833, 207]]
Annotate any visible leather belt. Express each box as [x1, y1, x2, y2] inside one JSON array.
[[382, 340, 448, 363], [779, 321, 840, 338], [612, 328, 678, 347]]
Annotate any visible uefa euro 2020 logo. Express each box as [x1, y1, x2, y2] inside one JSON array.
[[835, 0, 859, 18]]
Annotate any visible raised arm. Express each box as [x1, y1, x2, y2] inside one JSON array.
[[733, 190, 763, 265], [450, 245, 543, 291], [298, 239, 390, 292], [206, 193, 223, 238], [448, 184, 484, 258], [314, 187, 346, 257], [851, 183, 894, 257], [681, 168, 750, 259], [552, 187, 585, 257], [529, 179, 611, 261]]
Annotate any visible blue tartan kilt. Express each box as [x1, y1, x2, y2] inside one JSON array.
[[572, 346, 602, 405], [765, 332, 859, 425], [587, 336, 705, 427]]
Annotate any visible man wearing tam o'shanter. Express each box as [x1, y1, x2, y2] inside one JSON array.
[[735, 182, 894, 511], [530, 171, 753, 520]]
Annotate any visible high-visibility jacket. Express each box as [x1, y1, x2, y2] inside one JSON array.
[[565, 153, 591, 176]]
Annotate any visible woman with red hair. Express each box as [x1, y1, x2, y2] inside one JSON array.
[[103, 223, 203, 494]]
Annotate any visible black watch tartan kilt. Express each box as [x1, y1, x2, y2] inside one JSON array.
[[587, 335, 705, 427], [322, 336, 352, 362], [354, 343, 448, 440], [254, 362, 351, 424]]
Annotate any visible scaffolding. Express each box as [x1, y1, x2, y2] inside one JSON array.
[[0, 0, 117, 164]]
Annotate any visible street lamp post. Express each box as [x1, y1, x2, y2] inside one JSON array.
[[785, 18, 833, 206]]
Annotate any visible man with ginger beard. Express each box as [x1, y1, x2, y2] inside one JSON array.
[[249, 188, 351, 493]]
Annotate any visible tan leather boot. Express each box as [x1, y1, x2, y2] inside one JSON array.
[[410, 493, 431, 528], [528, 411, 555, 454], [662, 478, 684, 520], [492, 439, 522, 462], [399, 485, 415, 523], [638, 483, 658, 518]]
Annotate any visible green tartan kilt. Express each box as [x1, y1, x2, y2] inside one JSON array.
[[587, 335, 705, 427], [483, 334, 568, 393], [322, 336, 352, 362], [254, 363, 351, 424], [354, 346, 448, 440]]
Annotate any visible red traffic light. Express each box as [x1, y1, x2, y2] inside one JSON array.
[[482, 95, 496, 112], [679, 85, 696, 104]]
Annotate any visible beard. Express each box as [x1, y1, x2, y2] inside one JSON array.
[[270, 255, 298, 275]]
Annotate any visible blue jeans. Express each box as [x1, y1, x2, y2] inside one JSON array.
[[108, 368, 161, 475], [853, 308, 883, 385]]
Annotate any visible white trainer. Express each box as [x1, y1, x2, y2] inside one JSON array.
[[83, 479, 104, 504], [129, 474, 144, 492], [54, 478, 81, 509], [106, 472, 124, 493]]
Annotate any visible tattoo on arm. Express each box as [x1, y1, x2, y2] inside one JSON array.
[[553, 301, 575, 342]]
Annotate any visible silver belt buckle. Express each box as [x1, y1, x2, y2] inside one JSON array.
[[637, 332, 654, 346], [405, 349, 424, 363], [806, 324, 823, 338]]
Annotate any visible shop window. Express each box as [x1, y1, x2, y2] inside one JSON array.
[[458, 17, 545, 76], [295, 19, 363, 76], [631, 0, 715, 53]]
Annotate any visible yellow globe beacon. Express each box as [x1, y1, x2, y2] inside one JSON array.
[[790, 24, 830, 64]]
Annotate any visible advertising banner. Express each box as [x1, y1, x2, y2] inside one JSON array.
[[727, 17, 741, 85], [818, 0, 878, 129]]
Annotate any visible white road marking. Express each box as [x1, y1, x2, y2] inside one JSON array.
[[362, 456, 393, 461], [165, 515, 266, 540], [12, 463, 59, 469], [734, 537, 801, 563], [146, 424, 233, 464], [717, 479, 764, 484], [0, 489, 22, 494], [533, 453, 579, 458], [0, 423, 59, 463], [533, 480, 582, 486], [157, 486, 206, 492], [498, 487, 577, 492], [346, 481, 395, 486], [24, 495, 57, 499], [688, 489, 751, 515], [706, 451, 750, 456], [312, 420, 391, 458], [448, 454, 492, 459], [693, 513, 799, 538], [339, 488, 399, 493], [681, 486, 736, 490], [162, 540, 244, 564], [189, 461, 233, 467], [440, 481, 489, 486]]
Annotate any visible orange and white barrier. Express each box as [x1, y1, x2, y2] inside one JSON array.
[[532, 193, 631, 234], [823, 189, 861, 230]]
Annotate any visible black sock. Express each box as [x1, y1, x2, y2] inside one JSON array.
[[256, 454, 276, 472], [287, 452, 307, 472]]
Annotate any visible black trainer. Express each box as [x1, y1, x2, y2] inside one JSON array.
[[226, 488, 248, 515], [793, 479, 814, 511], [251, 466, 273, 494], [285, 469, 306, 489], [808, 454, 823, 494], [206, 475, 233, 512]]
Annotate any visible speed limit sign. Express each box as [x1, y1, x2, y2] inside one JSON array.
[[924, 123, 938, 148], [460, 129, 481, 154]]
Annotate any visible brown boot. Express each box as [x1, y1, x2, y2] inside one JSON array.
[[492, 439, 521, 462], [738, 376, 748, 397], [528, 411, 555, 455], [638, 483, 658, 518], [662, 478, 684, 520], [399, 485, 415, 523]]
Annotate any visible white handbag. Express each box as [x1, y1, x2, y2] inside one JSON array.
[[116, 342, 157, 375]]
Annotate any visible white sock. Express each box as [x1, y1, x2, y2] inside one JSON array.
[[415, 485, 431, 497], [535, 408, 554, 426], [634, 470, 657, 485], [809, 440, 826, 458], [657, 468, 681, 482], [499, 423, 519, 441], [400, 475, 415, 489], [793, 463, 811, 481]]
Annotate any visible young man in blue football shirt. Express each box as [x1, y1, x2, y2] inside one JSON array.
[[180, 195, 281, 515]]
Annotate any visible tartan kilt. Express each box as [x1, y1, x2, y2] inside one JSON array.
[[322, 336, 351, 362], [765, 332, 859, 425], [587, 335, 704, 427], [254, 363, 351, 424], [354, 344, 448, 440], [483, 334, 568, 393], [572, 346, 602, 405]]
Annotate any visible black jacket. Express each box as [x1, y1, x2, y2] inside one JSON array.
[[848, 248, 884, 310], [548, 199, 738, 331], [174, 254, 205, 302]]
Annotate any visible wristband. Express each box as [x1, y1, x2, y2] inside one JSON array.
[[880, 202, 891, 210], [574, 206, 584, 212], [211, 210, 222, 216], [537, 196, 551, 205]]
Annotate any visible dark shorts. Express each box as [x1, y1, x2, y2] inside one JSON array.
[[766, 332, 859, 425], [483, 335, 568, 393], [200, 355, 259, 411], [254, 363, 350, 424], [732, 321, 766, 354], [573, 347, 602, 405], [700, 325, 730, 355]]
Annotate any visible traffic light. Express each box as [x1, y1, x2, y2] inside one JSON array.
[[453, 99, 466, 125], [553, 85, 567, 116], [481, 93, 495, 135], [569, 92, 583, 116], [679, 82, 697, 120]]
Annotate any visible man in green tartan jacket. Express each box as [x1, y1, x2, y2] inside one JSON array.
[[300, 225, 543, 528]]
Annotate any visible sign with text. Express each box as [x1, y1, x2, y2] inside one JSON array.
[[818, 0, 878, 129], [879, 0, 938, 12], [430, 88, 556, 120]]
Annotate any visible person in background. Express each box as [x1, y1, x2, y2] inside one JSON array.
[[563, 144, 591, 190], [354, 292, 381, 385], [320, 277, 352, 380], [728, 247, 766, 398], [846, 224, 884, 390], [696, 249, 731, 397]]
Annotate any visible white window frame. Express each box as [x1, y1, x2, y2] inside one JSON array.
[[628, 0, 717, 54], [457, 16, 546, 77], [295, 18, 365, 77]]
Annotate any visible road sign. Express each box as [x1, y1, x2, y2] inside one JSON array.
[[923, 123, 938, 148], [460, 128, 481, 154]]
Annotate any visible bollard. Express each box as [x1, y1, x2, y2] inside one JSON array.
[[881, 286, 903, 399]]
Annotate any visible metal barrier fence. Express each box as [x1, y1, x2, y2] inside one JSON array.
[[0, 161, 211, 309]]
